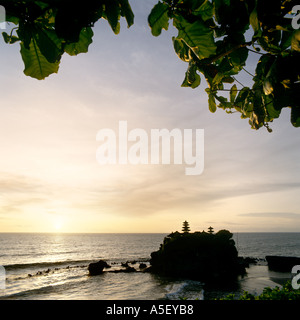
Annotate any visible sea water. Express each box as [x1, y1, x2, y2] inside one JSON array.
[[0, 233, 299, 300]]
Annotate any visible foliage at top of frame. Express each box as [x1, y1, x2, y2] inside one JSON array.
[[148, 0, 300, 130], [2, 0, 300, 130], [2, 0, 134, 79]]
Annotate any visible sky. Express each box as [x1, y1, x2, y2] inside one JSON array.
[[0, 1, 300, 233]]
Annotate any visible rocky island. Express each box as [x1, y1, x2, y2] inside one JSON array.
[[149, 222, 246, 283]]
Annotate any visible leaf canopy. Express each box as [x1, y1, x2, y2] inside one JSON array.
[[1, 0, 300, 130], [2, 0, 134, 79]]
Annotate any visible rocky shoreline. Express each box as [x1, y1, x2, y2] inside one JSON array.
[[26, 254, 298, 279], [85, 229, 298, 280], [88, 259, 151, 276], [87, 238, 299, 280], [87, 256, 265, 277]]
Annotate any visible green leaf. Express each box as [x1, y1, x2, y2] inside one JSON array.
[[263, 95, 281, 120], [105, 0, 121, 34], [181, 63, 201, 89], [263, 78, 273, 95], [2, 32, 19, 44], [215, 95, 232, 109], [235, 87, 250, 105], [230, 84, 238, 103], [17, 22, 33, 50], [65, 27, 93, 56], [208, 94, 217, 113], [120, 0, 134, 28], [223, 76, 234, 83], [20, 38, 60, 80], [212, 72, 224, 86], [172, 37, 190, 62], [249, 8, 261, 36], [214, 0, 231, 25], [291, 30, 300, 52], [148, 2, 169, 36], [174, 17, 216, 59], [291, 106, 300, 127], [35, 1, 50, 10], [280, 31, 292, 50], [36, 28, 63, 63], [193, 0, 214, 21], [258, 32, 282, 54], [6, 14, 19, 25], [255, 54, 275, 79], [229, 47, 248, 68], [218, 57, 235, 74], [9, 36, 20, 44], [262, 58, 279, 95], [249, 111, 260, 129], [2, 32, 10, 44]]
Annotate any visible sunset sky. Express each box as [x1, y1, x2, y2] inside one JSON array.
[[0, 0, 300, 233]]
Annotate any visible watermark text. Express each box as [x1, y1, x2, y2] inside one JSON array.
[[96, 121, 204, 176], [292, 265, 300, 289], [0, 5, 6, 30], [292, 5, 300, 29], [0, 266, 5, 290]]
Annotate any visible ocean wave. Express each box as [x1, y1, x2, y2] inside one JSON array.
[[165, 280, 204, 300], [4, 259, 93, 271], [1, 250, 79, 259], [4, 257, 151, 272], [2, 281, 77, 300], [1, 285, 55, 300]]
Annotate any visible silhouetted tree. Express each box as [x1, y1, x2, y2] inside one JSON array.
[[208, 226, 214, 234], [182, 220, 190, 233]]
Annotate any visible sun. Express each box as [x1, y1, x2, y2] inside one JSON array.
[[54, 218, 63, 232]]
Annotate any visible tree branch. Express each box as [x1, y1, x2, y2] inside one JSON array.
[[198, 41, 252, 66]]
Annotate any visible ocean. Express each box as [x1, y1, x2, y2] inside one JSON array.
[[0, 232, 299, 300]]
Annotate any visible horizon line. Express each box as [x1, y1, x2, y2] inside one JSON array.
[[0, 231, 299, 234]]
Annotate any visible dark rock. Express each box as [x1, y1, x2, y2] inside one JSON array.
[[139, 263, 147, 269], [110, 266, 137, 273], [124, 266, 136, 273], [143, 266, 152, 273], [239, 257, 258, 268], [88, 260, 111, 276], [244, 257, 258, 265], [266, 256, 300, 272], [121, 262, 129, 268]]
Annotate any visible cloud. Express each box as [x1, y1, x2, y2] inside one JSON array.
[[0, 171, 80, 216], [67, 165, 300, 219], [239, 212, 300, 219], [0, 172, 44, 193], [222, 182, 300, 198], [0, 198, 47, 215], [0, 172, 50, 214]]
